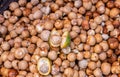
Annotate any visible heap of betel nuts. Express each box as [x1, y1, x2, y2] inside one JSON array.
[[0, 0, 120, 77]]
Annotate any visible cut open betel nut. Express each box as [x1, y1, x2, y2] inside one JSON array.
[[37, 57, 51, 75]]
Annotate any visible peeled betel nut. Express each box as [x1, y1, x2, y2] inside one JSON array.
[[101, 62, 111, 75], [108, 38, 119, 49], [1, 67, 10, 77], [37, 57, 51, 75], [61, 31, 71, 48], [118, 56, 120, 63], [14, 48, 27, 59], [49, 35, 61, 47], [61, 46, 71, 54], [111, 65, 120, 74], [49, 28, 61, 47], [36, 24, 43, 33], [1, 0, 120, 76], [109, 8, 119, 18], [51, 64, 60, 75]]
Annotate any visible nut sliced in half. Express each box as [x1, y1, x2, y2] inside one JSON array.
[[49, 28, 61, 47], [37, 57, 51, 75], [61, 31, 71, 48]]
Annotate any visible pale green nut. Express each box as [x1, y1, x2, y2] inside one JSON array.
[[61, 31, 71, 48]]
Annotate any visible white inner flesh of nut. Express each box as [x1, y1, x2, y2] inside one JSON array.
[[50, 35, 61, 45], [39, 59, 49, 73]]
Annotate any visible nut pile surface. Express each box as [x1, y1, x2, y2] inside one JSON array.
[[0, 0, 120, 77]]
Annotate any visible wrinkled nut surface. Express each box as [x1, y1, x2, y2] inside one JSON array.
[[37, 57, 51, 75], [0, 0, 120, 77]]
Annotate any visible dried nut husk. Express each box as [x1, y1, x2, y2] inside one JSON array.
[[49, 29, 61, 47], [61, 31, 71, 48], [37, 57, 51, 75]]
